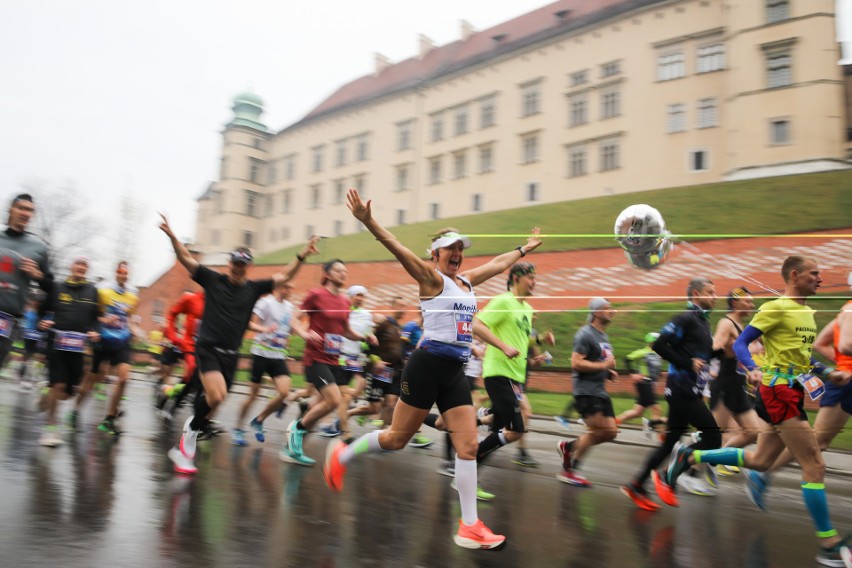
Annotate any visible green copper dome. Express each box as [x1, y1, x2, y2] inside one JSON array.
[[228, 90, 268, 131]]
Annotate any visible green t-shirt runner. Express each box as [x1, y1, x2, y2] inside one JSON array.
[[478, 291, 534, 383]]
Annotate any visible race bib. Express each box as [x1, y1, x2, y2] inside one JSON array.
[[0, 311, 14, 339], [324, 334, 343, 356], [511, 381, 524, 401], [370, 367, 394, 383], [797, 373, 825, 401], [264, 331, 288, 350], [341, 355, 364, 372], [22, 329, 43, 341], [54, 330, 87, 353], [454, 313, 473, 343]]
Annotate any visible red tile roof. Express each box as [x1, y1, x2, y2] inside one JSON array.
[[290, 0, 643, 128]]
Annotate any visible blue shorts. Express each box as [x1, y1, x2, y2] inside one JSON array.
[[819, 380, 852, 415]]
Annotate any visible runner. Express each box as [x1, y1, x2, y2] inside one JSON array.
[[666, 257, 852, 567], [234, 280, 317, 445], [37, 257, 100, 446], [157, 290, 205, 423], [555, 297, 620, 487], [620, 277, 721, 509], [707, 287, 763, 481], [323, 187, 542, 550], [74, 261, 140, 434], [0, 193, 51, 369], [18, 293, 47, 390], [614, 332, 666, 437], [159, 213, 319, 474], [278, 261, 375, 466]]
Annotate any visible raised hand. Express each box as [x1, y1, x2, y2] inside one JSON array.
[[346, 188, 371, 224]]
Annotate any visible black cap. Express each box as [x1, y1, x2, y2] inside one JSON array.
[[230, 248, 253, 264]]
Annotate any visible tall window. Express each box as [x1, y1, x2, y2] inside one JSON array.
[[249, 159, 261, 183], [667, 103, 687, 133], [657, 51, 685, 81], [396, 164, 410, 191], [267, 163, 276, 184], [312, 146, 324, 173], [526, 182, 539, 202], [355, 134, 369, 161], [334, 220, 343, 237], [430, 203, 440, 220], [453, 150, 467, 179], [766, 50, 792, 88], [521, 133, 539, 164], [600, 140, 620, 171], [454, 106, 469, 136], [245, 190, 260, 217], [570, 70, 588, 87], [770, 119, 791, 144], [569, 94, 588, 127], [243, 231, 254, 247], [396, 209, 407, 225], [697, 44, 725, 73], [697, 98, 718, 128], [472, 193, 483, 212], [429, 156, 442, 185], [600, 88, 620, 120], [689, 150, 708, 172], [430, 113, 444, 142], [333, 179, 346, 204], [480, 97, 496, 128], [281, 189, 292, 214], [568, 146, 587, 178], [310, 184, 321, 209], [766, 0, 789, 24], [521, 82, 541, 117], [335, 139, 347, 167], [397, 121, 412, 151], [479, 144, 494, 174], [600, 61, 620, 78], [353, 174, 366, 197], [284, 155, 295, 180]]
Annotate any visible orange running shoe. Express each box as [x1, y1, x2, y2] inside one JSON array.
[[621, 483, 660, 511], [323, 440, 347, 492], [454, 519, 506, 550], [652, 470, 679, 507]]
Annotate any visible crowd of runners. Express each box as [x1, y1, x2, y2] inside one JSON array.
[[2, 190, 852, 565]]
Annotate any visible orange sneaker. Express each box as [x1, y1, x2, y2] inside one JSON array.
[[620, 483, 660, 511], [652, 470, 679, 507], [323, 440, 347, 492], [454, 519, 506, 550]]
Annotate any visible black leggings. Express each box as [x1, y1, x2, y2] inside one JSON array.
[[633, 395, 721, 485]]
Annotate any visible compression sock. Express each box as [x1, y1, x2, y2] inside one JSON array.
[[455, 457, 479, 526], [802, 482, 837, 538], [692, 448, 744, 467], [476, 432, 507, 463], [340, 430, 383, 466]]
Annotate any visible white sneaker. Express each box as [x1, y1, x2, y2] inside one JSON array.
[[168, 447, 198, 474], [677, 474, 716, 496], [179, 416, 198, 459], [642, 417, 653, 440]]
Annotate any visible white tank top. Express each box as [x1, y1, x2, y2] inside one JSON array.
[[421, 272, 476, 346], [341, 307, 373, 355]]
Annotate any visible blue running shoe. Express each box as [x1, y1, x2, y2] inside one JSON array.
[[744, 469, 769, 511], [249, 418, 265, 443], [231, 428, 248, 446], [555, 416, 572, 431], [288, 421, 305, 455], [665, 442, 693, 487]]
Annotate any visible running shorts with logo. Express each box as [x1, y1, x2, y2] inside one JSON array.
[[306, 362, 346, 390], [91, 342, 131, 371], [484, 375, 526, 433], [400, 349, 471, 412], [819, 380, 852, 415], [365, 368, 402, 402]]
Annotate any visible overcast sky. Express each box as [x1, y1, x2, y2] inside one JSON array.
[[2, 1, 849, 286]]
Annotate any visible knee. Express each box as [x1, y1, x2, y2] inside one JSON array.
[[505, 430, 523, 443], [206, 390, 226, 407], [600, 428, 618, 443], [801, 456, 826, 481], [454, 437, 479, 460], [380, 431, 409, 451]]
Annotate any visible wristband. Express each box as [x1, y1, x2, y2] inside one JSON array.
[[515, 246, 526, 257], [296, 253, 305, 262], [820, 367, 835, 380]]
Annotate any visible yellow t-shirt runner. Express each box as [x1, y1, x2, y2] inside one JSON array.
[[748, 296, 817, 387]]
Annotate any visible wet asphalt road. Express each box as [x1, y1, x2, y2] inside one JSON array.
[[2, 375, 852, 568]]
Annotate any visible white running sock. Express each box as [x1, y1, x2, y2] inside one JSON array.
[[455, 457, 478, 526], [340, 430, 383, 466]]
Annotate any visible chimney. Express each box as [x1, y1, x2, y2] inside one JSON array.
[[374, 52, 391, 76], [418, 34, 434, 58], [460, 19, 475, 41]]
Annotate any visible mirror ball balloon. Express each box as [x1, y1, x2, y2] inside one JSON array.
[[613, 204, 672, 270]]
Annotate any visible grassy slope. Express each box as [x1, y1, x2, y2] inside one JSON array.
[[258, 170, 852, 264]]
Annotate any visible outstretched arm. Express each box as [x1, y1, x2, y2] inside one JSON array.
[[347, 188, 442, 296], [272, 235, 321, 287], [159, 213, 199, 276], [462, 227, 542, 287]]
